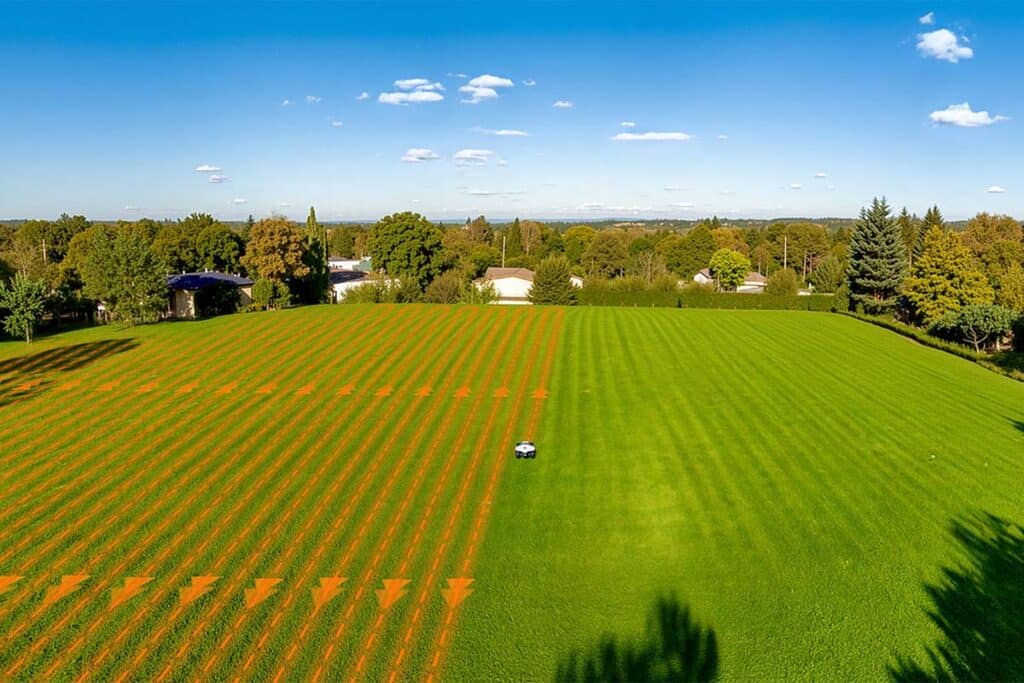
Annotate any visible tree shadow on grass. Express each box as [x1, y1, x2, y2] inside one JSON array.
[[890, 513, 1024, 682], [0, 338, 139, 406], [555, 594, 718, 682]]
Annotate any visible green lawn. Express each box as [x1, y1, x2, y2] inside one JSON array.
[[0, 306, 1021, 681]]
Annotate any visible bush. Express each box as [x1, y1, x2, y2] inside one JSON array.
[[765, 268, 799, 296], [424, 270, 466, 304], [1013, 315, 1024, 352], [341, 277, 420, 304], [250, 278, 291, 311], [930, 304, 1017, 352], [529, 256, 577, 305], [195, 281, 241, 317], [460, 280, 498, 304], [576, 278, 833, 311]]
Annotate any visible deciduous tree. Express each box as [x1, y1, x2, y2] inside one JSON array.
[[0, 272, 49, 342], [368, 211, 444, 290], [241, 215, 310, 283], [902, 226, 993, 324], [80, 229, 167, 325]]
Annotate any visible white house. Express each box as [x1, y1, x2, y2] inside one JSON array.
[[693, 268, 768, 293], [328, 256, 372, 271], [474, 267, 583, 305], [330, 270, 371, 302]]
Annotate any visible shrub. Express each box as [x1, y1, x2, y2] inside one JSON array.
[[424, 270, 466, 304], [460, 280, 498, 304], [529, 256, 577, 305], [1013, 315, 1024, 352], [930, 304, 1016, 352], [251, 278, 276, 311], [765, 268, 799, 296], [195, 281, 241, 317]]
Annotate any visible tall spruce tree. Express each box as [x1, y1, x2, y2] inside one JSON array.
[[303, 206, 329, 303], [896, 207, 921, 269], [528, 255, 577, 305], [505, 218, 523, 260], [846, 197, 906, 313]]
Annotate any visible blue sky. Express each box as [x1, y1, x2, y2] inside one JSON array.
[[1, 1, 1021, 222]]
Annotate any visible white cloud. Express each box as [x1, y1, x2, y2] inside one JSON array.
[[208, 175, 230, 183], [670, 202, 695, 209], [522, 78, 536, 86], [917, 29, 974, 62], [929, 102, 1008, 127], [664, 185, 689, 191], [447, 72, 468, 79], [454, 148, 494, 165], [281, 99, 294, 107], [475, 127, 529, 136], [401, 148, 440, 163], [278, 202, 292, 207], [716, 134, 729, 140], [459, 85, 499, 104], [379, 90, 444, 105], [356, 91, 369, 100], [987, 185, 1006, 193], [612, 131, 691, 141], [305, 95, 322, 104], [194, 164, 221, 173], [231, 198, 248, 205], [620, 121, 636, 128], [919, 11, 935, 25], [790, 183, 803, 190], [815, 172, 828, 178], [124, 205, 140, 211], [331, 120, 343, 128], [467, 74, 514, 89], [553, 100, 574, 109], [394, 78, 430, 89]]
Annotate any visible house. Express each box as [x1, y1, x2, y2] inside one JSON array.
[[328, 256, 372, 271], [330, 270, 372, 302], [693, 268, 768, 293], [167, 271, 254, 319], [474, 267, 583, 305]]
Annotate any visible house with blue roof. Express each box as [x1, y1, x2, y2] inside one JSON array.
[[167, 271, 254, 319]]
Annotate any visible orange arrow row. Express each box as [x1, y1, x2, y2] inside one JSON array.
[[244, 578, 283, 609], [493, 386, 509, 398], [256, 383, 277, 395], [375, 579, 410, 609], [454, 386, 471, 399], [110, 576, 153, 610], [311, 577, 347, 612], [441, 578, 474, 609], [42, 575, 90, 607], [337, 383, 355, 396], [415, 385, 432, 398], [531, 387, 549, 399], [0, 575, 24, 595], [295, 384, 314, 396], [179, 575, 219, 606], [177, 381, 199, 394], [375, 384, 393, 398]]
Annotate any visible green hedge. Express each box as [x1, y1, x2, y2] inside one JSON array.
[[577, 287, 834, 311]]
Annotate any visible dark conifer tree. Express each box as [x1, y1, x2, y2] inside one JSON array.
[[846, 197, 906, 313]]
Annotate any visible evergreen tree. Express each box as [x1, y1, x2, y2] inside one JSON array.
[[505, 218, 523, 259], [902, 226, 994, 324], [846, 197, 906, 313], [302, 206, 329, 303], [896, 207, 921, 269], [528, 255, 577, 305]]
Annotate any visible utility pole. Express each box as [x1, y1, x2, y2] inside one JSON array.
[[501, 235, 506, 267], [783, 236, 788, 269]]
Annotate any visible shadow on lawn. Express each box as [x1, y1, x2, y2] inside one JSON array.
[[890, 512, 1024, 682], [554, 594, 718, 682], [0, 338, 139, 406]]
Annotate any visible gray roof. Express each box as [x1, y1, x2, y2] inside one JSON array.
[[478, 267, 535, 282], [167, 272, 253, 290]]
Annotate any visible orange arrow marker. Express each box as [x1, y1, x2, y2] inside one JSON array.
[[375, 384, 393, 398], [136, 381, 158, 394], [110, 576, 153, 610], [256, 383, 276, 395], [375, 579, 410, 609], [441, 578, 474, 609], [493, 386, 509, 398], [215, 382, 238, 395], [15, 380, 40, 391], [179, 576, 219, 606], [337, 383, 355, 396], [531, 387, 549, 399], [97, 381, 119, 392], [42, 575, 90, 607], [295, 384, 314, 396], [57, 380, 81, 391], [244, 578, 283, 609], [177, 381, 199, 394], [415, 386, 432, 398], [311, 577, 347, 612], [0, 576, 24, 595], [454, 386, 471, 399]]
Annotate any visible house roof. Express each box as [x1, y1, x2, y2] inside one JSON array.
[[329, 270, 369, 284], [167, 272, 253, 290], [478, 267, 535, 282], [695, 268, 767, 284]]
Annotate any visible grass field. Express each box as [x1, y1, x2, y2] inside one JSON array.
[[0, 305, 1022, 681]]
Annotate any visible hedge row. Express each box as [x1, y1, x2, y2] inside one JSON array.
[[577, 288, 835, 311]]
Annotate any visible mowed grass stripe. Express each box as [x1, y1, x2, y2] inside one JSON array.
[[111, 307, 452, 679], [354, 310, 547, 683], [70, 305, 441, 681], [173, 306, 492, 680], [416, 310, 564, 683], [2, 308, 397, 677], [0, 309, 332, 544], [322, 308, 531, 681]]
